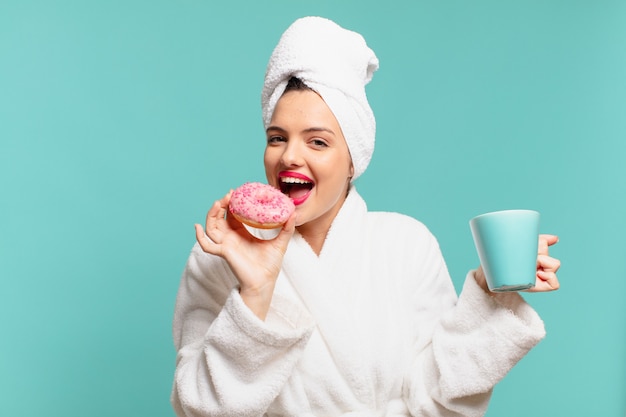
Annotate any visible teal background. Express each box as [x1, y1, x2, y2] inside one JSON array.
[[1, 1, 624, 416]]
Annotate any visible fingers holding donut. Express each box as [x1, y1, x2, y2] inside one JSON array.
[[273, 210, 297, 252], [196, 191, 234, 255], [195, 223, 219, 255], [196, 183, 295, 256]]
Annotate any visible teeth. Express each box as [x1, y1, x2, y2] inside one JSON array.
[[281, 177, 311, 184]]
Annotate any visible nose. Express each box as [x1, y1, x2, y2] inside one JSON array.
[[280, 139, 304, 168]]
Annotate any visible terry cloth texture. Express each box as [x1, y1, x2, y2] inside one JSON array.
[[171, 186, 546, 417]]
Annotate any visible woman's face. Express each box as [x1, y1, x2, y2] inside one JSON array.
[[264, 89, 354, 231]]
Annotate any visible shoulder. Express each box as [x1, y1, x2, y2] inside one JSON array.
[[364, 211, 442, 257], [367, 211, 434, 239]]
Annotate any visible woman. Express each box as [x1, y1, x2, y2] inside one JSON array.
[[171, 17, 560, 417]]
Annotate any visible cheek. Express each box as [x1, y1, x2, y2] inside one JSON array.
[[263, 147, 277, 169], [316, 155, 352, 187], [263, 149, 277, 182], [328, 153, 353, 179]]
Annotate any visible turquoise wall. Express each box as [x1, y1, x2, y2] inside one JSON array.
[[1, 1, 624, 416]]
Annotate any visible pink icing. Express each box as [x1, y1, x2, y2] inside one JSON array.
[[229, 182, 295, 226]]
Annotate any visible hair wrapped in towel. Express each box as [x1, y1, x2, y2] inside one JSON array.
[[261, 16, 380, 180]]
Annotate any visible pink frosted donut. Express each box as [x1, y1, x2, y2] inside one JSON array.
[[229, 182, 295, 229]]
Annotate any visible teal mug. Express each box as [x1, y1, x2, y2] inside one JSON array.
[[469, 210, 540, 292]]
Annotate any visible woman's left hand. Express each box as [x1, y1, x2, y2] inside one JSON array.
[[475, 234, 561, 293], [524, 234, 561, 292]]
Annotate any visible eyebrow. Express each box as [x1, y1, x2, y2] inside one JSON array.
[[266, 126, 336, 136]]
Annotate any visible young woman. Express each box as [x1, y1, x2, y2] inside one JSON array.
[[171, 17, 560, 417]]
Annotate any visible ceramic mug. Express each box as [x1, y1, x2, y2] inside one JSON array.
[[470, 209, 540, 292]]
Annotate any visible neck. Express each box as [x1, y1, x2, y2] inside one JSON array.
[[296, 185, 351, 256], [296, 225, 328, 256], [296, 204, 339, 255]]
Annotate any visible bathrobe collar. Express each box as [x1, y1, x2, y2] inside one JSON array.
[[279, 185, 379, 402]]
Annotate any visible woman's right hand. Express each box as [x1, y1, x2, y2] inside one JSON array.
[[195, 191, 297, 320]]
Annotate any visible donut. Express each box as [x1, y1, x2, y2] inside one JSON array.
[[229, 182, 295, 229]]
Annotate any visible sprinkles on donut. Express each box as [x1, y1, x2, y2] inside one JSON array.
[[229, 182, 295, 229]]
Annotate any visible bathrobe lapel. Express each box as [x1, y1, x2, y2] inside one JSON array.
[[279, 188, 384, 402]]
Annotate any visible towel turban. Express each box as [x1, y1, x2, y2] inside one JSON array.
[[261, 16, 379, 180]]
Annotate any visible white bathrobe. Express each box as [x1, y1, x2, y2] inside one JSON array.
[[171, 187, 546, 417]]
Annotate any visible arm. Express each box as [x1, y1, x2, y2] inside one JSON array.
[[170, 244, 315, 417], [432, 271, 546, 401], [171, 191, 313, 417], [414, 233, 560, 414], [402, 229, 547, 417]]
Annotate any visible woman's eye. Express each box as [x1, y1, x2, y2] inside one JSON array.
[[311, 139, 328, 147], [267, 136, 286, 144]]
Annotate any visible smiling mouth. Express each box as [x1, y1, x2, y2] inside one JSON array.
[[279, 175, 314, 203]]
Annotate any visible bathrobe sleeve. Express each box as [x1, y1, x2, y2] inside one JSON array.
[[400, 223, 546, 417], [170, 243, 315, 417]]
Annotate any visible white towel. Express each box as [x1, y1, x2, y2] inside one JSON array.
[[261, 16, 379, 180]]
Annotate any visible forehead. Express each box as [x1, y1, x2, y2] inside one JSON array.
[[270, 90, 341, 129]]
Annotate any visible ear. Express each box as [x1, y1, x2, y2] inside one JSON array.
[[349, 162, 355, 178]]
